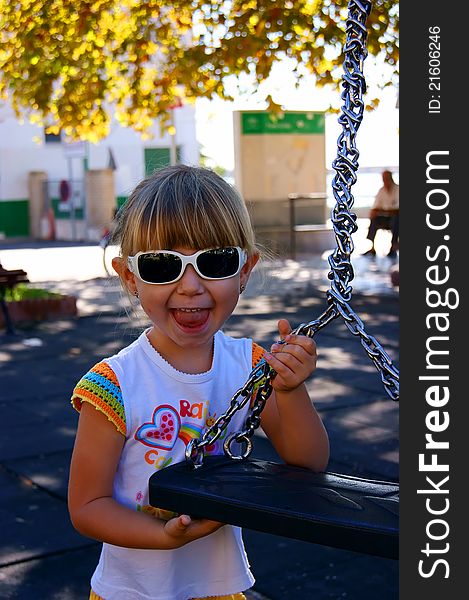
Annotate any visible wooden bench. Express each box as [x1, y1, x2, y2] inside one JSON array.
[[0, 264, 29, 334]]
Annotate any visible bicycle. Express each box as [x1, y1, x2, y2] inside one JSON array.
[[99, 230, 113, 277]]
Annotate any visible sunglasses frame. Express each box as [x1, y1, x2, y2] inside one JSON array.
[[127, 246, 247, 285]]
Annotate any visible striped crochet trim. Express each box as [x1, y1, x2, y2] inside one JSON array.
[[71, 361, 126, 436], [251, 342, 266, 406], [252, 342, 265, 367], [72, 343, 264, 436]]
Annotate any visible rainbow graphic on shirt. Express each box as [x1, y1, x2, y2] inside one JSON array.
[[178, 422, 204, 446]]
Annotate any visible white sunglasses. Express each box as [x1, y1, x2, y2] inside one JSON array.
[[127, 246, 247, 285]]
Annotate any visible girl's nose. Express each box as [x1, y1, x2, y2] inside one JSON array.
[[175, 264, 205, 294]]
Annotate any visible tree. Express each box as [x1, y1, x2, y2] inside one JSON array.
[[0, 0, 398, 141]]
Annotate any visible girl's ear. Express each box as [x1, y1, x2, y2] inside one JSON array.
[[240, 252, 260, 289], [112, 257, 137, 294]]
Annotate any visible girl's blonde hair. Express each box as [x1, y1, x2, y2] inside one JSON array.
[[113, 165, 257, 260]]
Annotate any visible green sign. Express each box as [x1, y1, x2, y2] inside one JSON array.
[[241, 111, 325, 135]]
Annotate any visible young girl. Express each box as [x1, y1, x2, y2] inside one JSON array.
[[68, 165, 329, 600]]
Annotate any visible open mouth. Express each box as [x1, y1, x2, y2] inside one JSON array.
[[171, 308, 210, 330]]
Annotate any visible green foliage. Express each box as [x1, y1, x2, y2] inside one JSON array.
[[5, 284, 61, 302], [0, 0, 398, 141]]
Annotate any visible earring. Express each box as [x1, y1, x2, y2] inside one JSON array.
[[240, 283, 246, 294], [134, 290, 139, 298]]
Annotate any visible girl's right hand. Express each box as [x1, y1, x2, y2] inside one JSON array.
[[164, 514, 224, 547]]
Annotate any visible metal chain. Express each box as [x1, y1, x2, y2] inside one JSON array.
[[186, 0, 399, 468], [327, 0, 399, 400]]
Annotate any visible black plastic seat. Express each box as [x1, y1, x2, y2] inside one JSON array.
[[149, 456, 398, 559]]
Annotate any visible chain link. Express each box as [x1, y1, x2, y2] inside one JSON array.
[[186, 0, 399, 468], [327, 0, 399, 402]]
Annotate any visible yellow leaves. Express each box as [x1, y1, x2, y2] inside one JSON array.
[[116, 106, 154, 136], [301, 0, 321, 18], [140, 75, 156, 97], [249, 14, 259, 27], [65, 66, 79, 77], [264, 94, 282, 113], [241, 0, 258, 11], [292, 23, 308, 37], [140, 131, 154, 141], [0, 0, 398, 140], [45, 124, 60, 135], [85, 30, 97, 43], [178, 14, 192, 27], [72, 47, 85, 61], [0, 47, 8, 64], [146, 41, 158, 55], [365, 98, 381, 111]]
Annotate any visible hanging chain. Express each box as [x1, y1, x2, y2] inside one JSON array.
[[186, 0, 399, 468], [327, 0, 399, 401]]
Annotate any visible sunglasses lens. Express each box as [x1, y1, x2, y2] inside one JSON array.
[[197, 247, 240, 279], [137, 253, 182, 284]]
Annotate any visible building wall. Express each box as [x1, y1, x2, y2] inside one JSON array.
[[233, 111, 327, 229], [0, 199, 29, 237], [0, 102, 198, 238]]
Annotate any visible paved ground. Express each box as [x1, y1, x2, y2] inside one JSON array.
[[0, 234, 399, 599]]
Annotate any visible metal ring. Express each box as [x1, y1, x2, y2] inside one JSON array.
[[185, 439, 204, 468], [223, 433, 253, 460]]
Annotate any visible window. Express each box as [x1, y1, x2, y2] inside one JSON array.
[[144, 147, 182, 176], [44, 130, 62, 143]]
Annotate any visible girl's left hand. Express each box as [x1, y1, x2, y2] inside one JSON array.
[[263, 319, 317, 392]]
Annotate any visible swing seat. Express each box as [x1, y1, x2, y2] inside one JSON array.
[[149, 456, 398, 559]]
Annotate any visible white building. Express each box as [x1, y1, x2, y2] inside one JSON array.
[[0, 101, 199, 240]]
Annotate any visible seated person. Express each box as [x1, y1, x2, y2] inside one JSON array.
[[364, 170, 399, 257]]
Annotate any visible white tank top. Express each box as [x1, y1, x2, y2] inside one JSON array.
[[90, 329, 256, 600]]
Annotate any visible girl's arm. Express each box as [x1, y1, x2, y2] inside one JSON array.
[[260, 319, 330, 472], [68, 402, 222, 549]]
